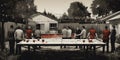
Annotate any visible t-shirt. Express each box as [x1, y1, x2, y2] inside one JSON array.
[[62, 28, 67, 38], [34, 29, 41, 38], [26, 29, 33, 39], [80, 29, 86, 39], [89, 29, 96, 39], [8, 29, 14, 40], [103, 29, 110, 40], [67, 29, 72, 38], [14, 29, 24, 40]]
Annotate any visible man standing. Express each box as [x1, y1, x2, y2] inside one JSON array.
[[34, 25, 41, 39], [25, 26, 33, 39], [34, 25, 41, 50], [75, 27, 81, 39], [87, 27, 98, 50], [75, 27, 81, 48], [14, 26, 24, 43], [110, 25, 116, 53], [14, 26, 24, 54], [8, 25, 15, 55], [76, 26, 87, 49], [79, 26, 86, 39], [102, 26, 110, 52], [66, 26, 72, 39], [87, 27, 98, 39], [61, 26, 67, 48], [62, 26, 67, 39]]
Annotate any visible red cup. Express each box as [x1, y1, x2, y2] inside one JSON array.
[[89, 39, 92, 42]]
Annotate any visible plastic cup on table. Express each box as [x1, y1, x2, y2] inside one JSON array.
[[82, 40, 85, 42], [42, 39, 45, 43], [33, 40, 35, 43], [89, 39, 92, 42], [26, 40, 29, 43]]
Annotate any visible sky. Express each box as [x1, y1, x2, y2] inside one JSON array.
[[34, 0, 94, 18]]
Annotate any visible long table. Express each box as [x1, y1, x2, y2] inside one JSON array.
[[16, 39, 106, 54]]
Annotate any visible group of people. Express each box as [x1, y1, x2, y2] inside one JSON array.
[[8, 25, 41, 55], [8, 24, 116, 55], [61, 25, 116, 53]]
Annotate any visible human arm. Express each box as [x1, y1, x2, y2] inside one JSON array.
[[95, 33, 98, 39], [14, 31, 17, 40], [87, 32, 90, 38]]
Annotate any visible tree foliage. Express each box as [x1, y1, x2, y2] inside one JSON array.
[[91, 0, 120, 16], [60, 13, 69, 19], [68, 2, 90, 18], [42, 10, 57, 20], [14, 0, 37, 18], [0, 0, 37, 23]]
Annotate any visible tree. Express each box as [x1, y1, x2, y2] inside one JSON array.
[[91, 0, 120, 17], [0, 0, 37, 23], [108, 0, 120, 12], [91, 0, 110, 16], [68, 2, 90, 18], [14, 0, 37, 18], [42, 11, 57, 20], [60, 13, 69, 19]]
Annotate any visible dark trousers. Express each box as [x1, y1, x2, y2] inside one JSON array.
[[75, 37, 81, 48], [103, 39, 109, 52], [60, 37, 68, 48], [111, 38, 116, 52], [16, 40, 22, 54], [9, 40, 15, 54]]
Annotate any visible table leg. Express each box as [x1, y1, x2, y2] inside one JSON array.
[[103, 45, 105, 53], [93, 45, 96, 54], [28, 46, 30, 51]]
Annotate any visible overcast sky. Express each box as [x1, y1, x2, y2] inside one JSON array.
[[34, 0, 94, 18]]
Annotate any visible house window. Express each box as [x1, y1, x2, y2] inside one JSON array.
[[49, 23, 57, 30], [36, 24, 44, 30]]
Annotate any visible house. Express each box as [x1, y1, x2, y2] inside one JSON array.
[[28, 13, 58, 34], [101, 11, 120, 36]]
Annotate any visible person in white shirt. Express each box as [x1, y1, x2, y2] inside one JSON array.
[[61, 26, 67, 48], [14, 26, 24, 43], [62, 26, 67, 39], [79, 26, 86, 39], [77, 26, 87, 49], [14, 26, 24, 53], [34, 26, 41, 39], [66, 26, 72, 39]]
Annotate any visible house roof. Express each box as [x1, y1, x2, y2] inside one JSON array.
[[30, 13, 58, 23], [101, 11, 120, 21]]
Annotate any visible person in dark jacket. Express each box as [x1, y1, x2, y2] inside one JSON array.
[[75, 27, 81, 39], [8, 25, 15, 55], [110, 25, 116, 53], [75, 27, 81, 48]]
